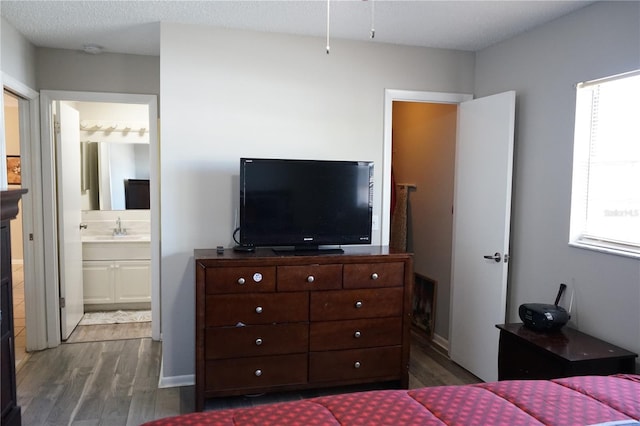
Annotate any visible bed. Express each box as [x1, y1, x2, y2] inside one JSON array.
[[144, 374, 640, 425]]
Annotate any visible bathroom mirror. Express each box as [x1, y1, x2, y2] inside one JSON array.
[[81, 141, 150, 211], [71, 100, 151, 212]]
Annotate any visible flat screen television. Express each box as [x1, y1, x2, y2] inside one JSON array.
[[239, 158, 374, 254]]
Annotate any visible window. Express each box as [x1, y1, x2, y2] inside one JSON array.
[[570, 70, 640, 257]]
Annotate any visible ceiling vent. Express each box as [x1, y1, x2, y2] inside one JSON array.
[[82, 44, 104, 55]]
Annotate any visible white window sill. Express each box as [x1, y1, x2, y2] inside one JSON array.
[[569, 241, 640, 260]]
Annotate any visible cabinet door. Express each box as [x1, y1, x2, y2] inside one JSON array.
[[83, 260, 114, 304], [114, 260, 151, 303]]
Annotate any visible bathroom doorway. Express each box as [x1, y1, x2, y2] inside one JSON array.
[[61, 100, 152, 344], [40, 90, 160, 347]]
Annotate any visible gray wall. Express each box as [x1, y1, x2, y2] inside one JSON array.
[[1, 16, 37, 88], [36, 48, 160, 101], [159, 24, 475, 380], [475, 1, 640, 358]]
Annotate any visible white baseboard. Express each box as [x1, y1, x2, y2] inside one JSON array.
[[159, 373, 195, 388], [432, 332, 449, 353], [157, 357, 195, 388]]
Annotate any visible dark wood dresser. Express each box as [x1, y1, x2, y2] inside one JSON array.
[[497, 323, 637, 381], [1, 189, 27, 426], [194, 246, 413, 411]]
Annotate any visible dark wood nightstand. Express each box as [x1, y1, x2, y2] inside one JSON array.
[[496, 323, 637, 381]]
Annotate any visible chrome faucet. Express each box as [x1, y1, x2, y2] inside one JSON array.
[[113, 217, 127, 236]]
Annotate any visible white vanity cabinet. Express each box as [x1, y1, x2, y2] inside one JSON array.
[[82, 260, 114, 303], [82, 239, 151, 305]]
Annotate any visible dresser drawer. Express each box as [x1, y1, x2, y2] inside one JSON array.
[[205, 266, 276, 294], [343, 262, 404, 289], [206, 323, 309, 359], [206, 293, 308, 326], [310, 287, 403, 321], [310, 317, 402, 351], [206, 354, 308, 392], [309, 346, 402, 382], [277, 264, 342, 291]]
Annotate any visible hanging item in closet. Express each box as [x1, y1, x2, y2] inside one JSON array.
[[390, 183, 415, 252]]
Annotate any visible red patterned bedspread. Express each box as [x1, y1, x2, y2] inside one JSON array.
[[144, 374, 640, 426]]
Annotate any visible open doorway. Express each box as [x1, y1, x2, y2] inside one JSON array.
[[3, 90, 27, 367], [58, 100, 153, 344], [2, 76, 48, 359], [390, 100, 458, 345], [39, 90, 160, 348], [383, 90, 472, 349], [384, 89, 516, 382]]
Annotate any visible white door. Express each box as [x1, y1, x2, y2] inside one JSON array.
[[449, 91, 516, 383], [56, 101, 85, 340]]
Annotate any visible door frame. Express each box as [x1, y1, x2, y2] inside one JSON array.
[[2, 73, 49, 351], [40, 90, 160, 346], [382, 90, 472, 246]]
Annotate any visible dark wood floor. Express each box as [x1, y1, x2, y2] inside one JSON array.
[[17, 329, 480, 425]]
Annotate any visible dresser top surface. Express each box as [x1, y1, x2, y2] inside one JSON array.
[[497, 323, 638, 362], [195, 246, 412, 263]]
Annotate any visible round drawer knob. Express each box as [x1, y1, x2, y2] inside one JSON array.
[[255, 369, 262, 377], [355, 301, 363, 309], [354, 331, 361, 338], [354, 361, 361, 369], [371, 273, 379, 280], [255, 338, 263, 346], [306, 275, 315, 283], [238, 277, 246, 285], [255, 306, 263, 314]]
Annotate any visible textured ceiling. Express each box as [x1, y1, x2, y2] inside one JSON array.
[[1, 0, 595, 56]]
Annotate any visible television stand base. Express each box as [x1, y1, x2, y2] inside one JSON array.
[[233, 244, 255, 253], [272, 246, 344, 256]]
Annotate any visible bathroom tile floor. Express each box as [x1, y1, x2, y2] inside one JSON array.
[[12, 264, 27, 368]]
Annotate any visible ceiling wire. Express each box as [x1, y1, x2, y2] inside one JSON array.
[[370, 0, 375, 39], [326, 0, 374, 54]]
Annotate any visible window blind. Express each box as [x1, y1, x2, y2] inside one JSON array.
[[578, 73, 640, 247]]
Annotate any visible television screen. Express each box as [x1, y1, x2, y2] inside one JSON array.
[[239, 158, 373, 253]]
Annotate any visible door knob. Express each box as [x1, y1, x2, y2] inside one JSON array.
[[483, 252, 502, 262]]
